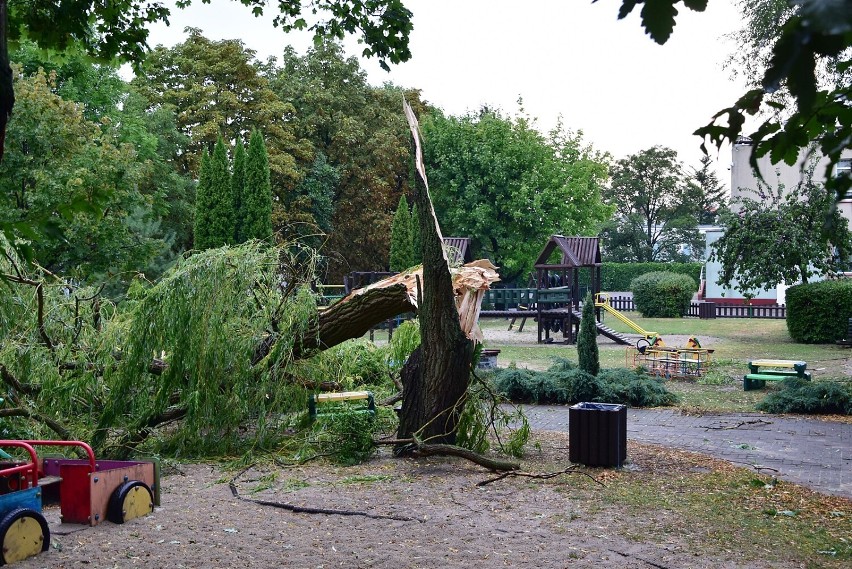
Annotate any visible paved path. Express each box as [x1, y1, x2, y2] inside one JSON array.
[[522, 405, 851, 498]]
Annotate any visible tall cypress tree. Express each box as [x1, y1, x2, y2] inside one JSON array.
[[244, 129, 273, 242], [410, 203, 422, 265], [577, 292, 600, 376], [389, 194, 412, 271], [231, 137, 247, 243], [202, 135, 235, 248], [193, 149, 213, 249]]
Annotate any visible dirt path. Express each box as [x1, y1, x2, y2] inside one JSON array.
[[17, 434, 849, 568]]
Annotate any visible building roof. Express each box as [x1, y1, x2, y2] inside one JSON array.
[[443, 237, 473, 265], [533, 236, 601, 269]]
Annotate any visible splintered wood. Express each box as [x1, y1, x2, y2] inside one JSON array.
[[339, 260, 500, 344]]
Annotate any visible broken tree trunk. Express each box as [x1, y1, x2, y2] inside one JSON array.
[[397, 101, 479, 446]]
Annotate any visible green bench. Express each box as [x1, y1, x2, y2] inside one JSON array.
[[308, 391, 376, 420], [744, 359, 810, 391]]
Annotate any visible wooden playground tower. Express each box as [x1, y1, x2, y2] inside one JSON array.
[[533, 236, 602, 344]]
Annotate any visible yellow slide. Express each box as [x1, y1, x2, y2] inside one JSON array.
[[594, 293, 658, 339]]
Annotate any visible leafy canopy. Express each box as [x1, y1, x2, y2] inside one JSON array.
[[601, 146, 703, 263], [709, 165, 852, 298], [423, 108, 612, 283]]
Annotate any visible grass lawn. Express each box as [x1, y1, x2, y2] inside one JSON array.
[[479, 315, 852, 414]]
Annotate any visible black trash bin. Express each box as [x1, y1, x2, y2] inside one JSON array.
[[568, 402, 627, 468]]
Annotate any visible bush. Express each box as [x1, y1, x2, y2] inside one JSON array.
[[631, 271, 697, 317], [756, 379, 852, 415], [786, 279, 852, 343], [490, 361, 677, 407], [577, 293, 600, 376]]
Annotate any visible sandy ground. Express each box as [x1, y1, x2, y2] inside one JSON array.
[[16, 433, 846, 569]]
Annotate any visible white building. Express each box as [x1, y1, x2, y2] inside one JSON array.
[[702, 140, 852, 305]]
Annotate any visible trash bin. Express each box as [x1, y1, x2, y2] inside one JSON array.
[[568, 402, 627, 468]]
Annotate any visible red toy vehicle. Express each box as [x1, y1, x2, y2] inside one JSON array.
[[0, 440, 159, 565]]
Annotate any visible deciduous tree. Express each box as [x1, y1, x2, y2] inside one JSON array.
[[423, 109, 611, 283], [601, 146, 702, 263], [709, 167, 852, 299]]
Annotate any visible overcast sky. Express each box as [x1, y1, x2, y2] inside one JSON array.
[[143, 0, 748, 187]]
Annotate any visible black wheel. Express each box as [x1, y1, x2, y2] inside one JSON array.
[[0, 508, 50, 565], [107, 480, 154, 524], [636, 338, 650, 353]]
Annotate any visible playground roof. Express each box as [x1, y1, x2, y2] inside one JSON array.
[[533, 236, 601, 269], [443, 237, 473, 265]]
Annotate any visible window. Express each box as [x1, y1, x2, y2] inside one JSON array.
[[837, 159, 852, 177]]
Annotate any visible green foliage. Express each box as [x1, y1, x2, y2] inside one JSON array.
[[0, 67, 172, 283], [577, 293, 600, 376], [193, 149, 213, 249], [291, 341, 393, 392], [601, 146, 704, 263], [309, 412, 380, 466], [388, 319, 421, 373], [97, 242, 317, 455], [243, 130, 274, 242], [423, 109, 612, 283], [389, 195, 413, 271], [232, 138, 247, 243], [709, 171, 852, 299], [595, 368, 679, 408], [693, 0, 852, 206], [690, 155, 728, 226], [410, 203, 422, 265], [271, 41, 422, 279], [489, 360, 677, 407], [203, 136, 236, 248], [599, 262, 702, 291], [455, 379, 530, 458], [293, 152, 338, 235], [786, 280, 852, 344], [756, 379, 852, 415], [631, 271, 697, 317]]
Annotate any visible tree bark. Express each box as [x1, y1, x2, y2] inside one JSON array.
[[397, 101, 474, 446]]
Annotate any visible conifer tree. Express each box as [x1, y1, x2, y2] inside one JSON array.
[[577, 293, 600, 376], [193, 149, 213, 249], [199, 136, 235, 249], [389, 195, 412, 271], [231, 137, 247, 243], [410, 203, 422, 265], [243, 129, 273, 242]]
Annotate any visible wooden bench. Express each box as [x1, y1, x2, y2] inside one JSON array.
[[744, 359, 810, 391], [308, 391, 376, 420]]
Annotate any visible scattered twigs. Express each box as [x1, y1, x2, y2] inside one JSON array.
[[702, 419, 772, 430], [476, 465, 605, 488]]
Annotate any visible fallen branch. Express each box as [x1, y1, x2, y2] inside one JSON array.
[[375, 438, 520, 471], [228, 481, 422, 523], [476, 465, 605, 487]]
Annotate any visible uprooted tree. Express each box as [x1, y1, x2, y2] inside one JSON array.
[[0, 100, 514, 466]]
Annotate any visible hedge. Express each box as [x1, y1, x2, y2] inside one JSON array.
[[631, 271, 697, 317], [786, 279, 852, 343], [601, 262, 701, 291]]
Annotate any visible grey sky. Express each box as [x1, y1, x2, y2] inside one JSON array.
[[144, 0, 748, 185]]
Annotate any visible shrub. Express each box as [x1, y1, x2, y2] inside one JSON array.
[[577, 293, 600, 376], [490, 361, 677, 407], [756, 379, 852, 415], [631, 271, 697, 317], [597, 262, 702, 291], [786, 279, 852, 343]]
